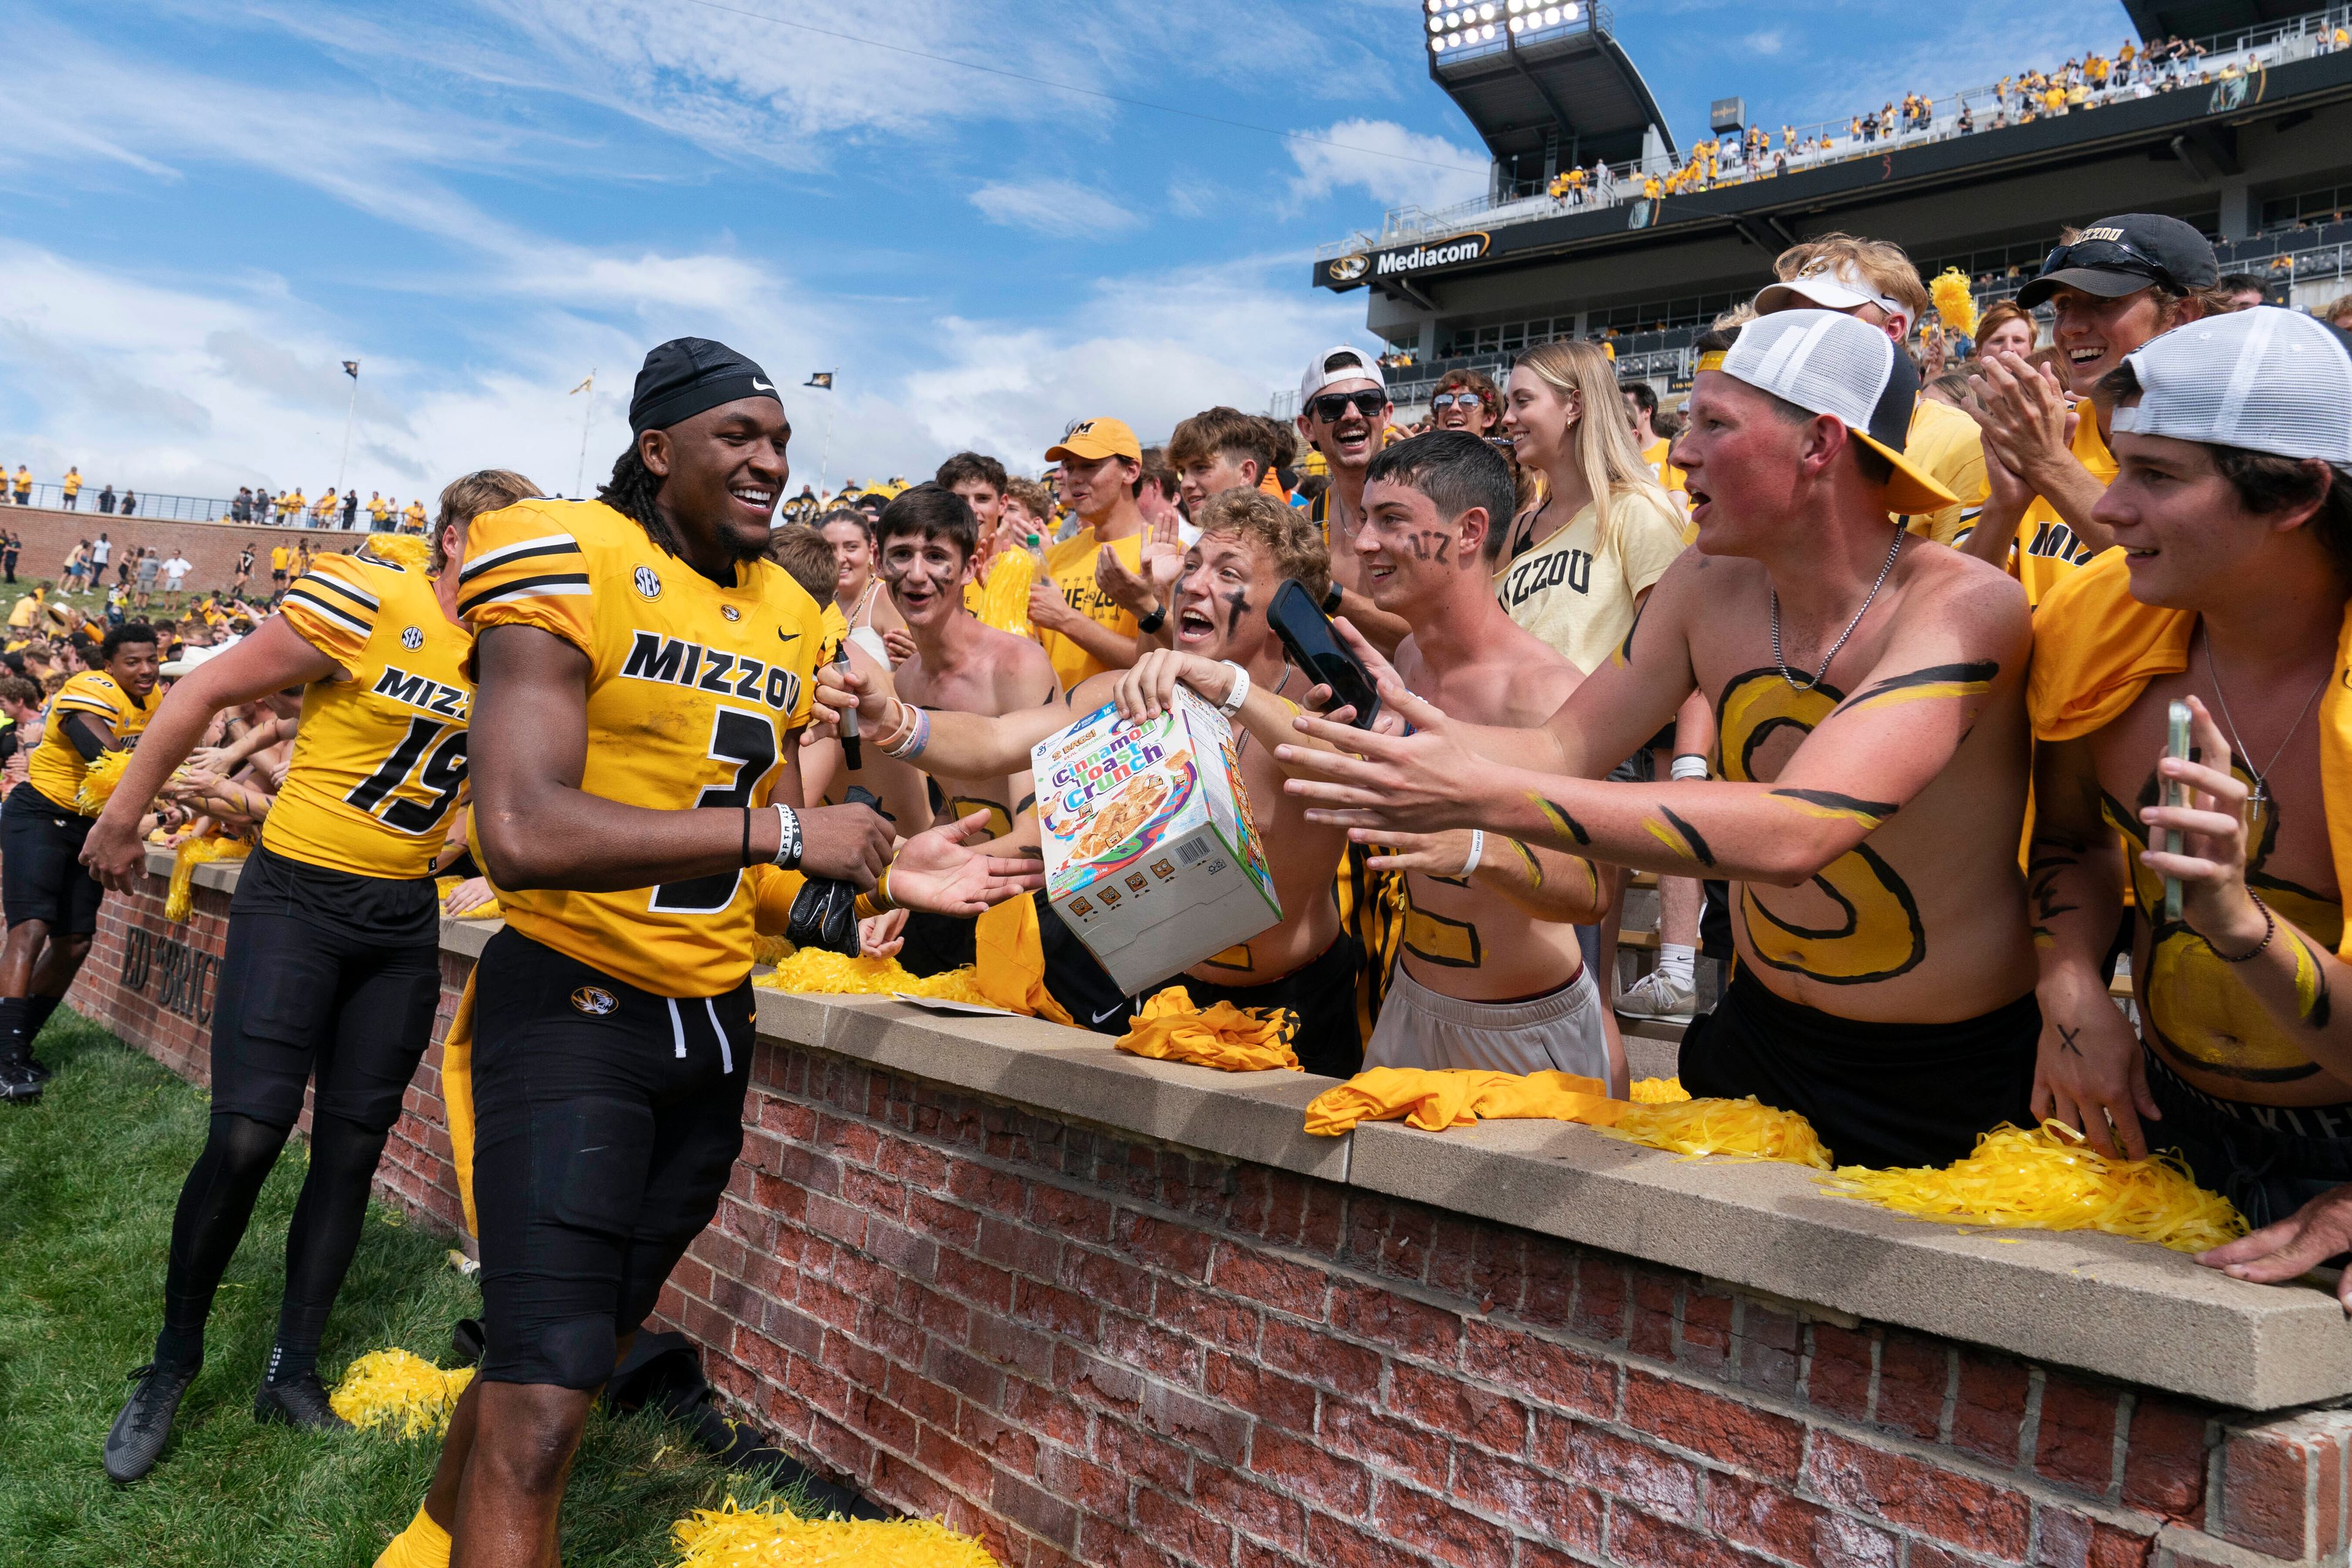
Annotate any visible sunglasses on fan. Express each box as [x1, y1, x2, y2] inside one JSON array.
[[1430, 391, 1490, 410], [1309, 389, 1389, 423]]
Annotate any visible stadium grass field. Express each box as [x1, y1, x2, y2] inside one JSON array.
[[0, 1011, 788, 1568]]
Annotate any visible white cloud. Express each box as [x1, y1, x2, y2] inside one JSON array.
[[1286, 118, 1489, 216], [968, 179, 1144, 238], [1744, 30, 1785, 56]]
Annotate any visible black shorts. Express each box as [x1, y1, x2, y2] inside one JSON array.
[[470, 926, 753, 1389], [1679, 968, 2037, 1168], [208, 843, 442, 1133], [1181, 932, 1365, 1080], [2144, 1050, 2352, 1232], [0, 783, 101, 935], [895, 908, 976, 979]]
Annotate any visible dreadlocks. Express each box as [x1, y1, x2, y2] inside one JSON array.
[[596, 443, 687, 560]]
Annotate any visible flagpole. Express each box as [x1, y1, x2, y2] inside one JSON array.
[[336, 361, 360, 495], [573, 369, 597, 499]]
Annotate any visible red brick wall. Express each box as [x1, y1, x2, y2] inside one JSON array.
[[0, 502, 385, 598], [63, 865, 2352, 1568]]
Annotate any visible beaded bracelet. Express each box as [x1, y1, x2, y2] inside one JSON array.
[[2207, 894, 2275, 963]]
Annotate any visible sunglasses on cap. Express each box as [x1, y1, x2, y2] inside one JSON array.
[[1310, 389, 1388, 423], [2037, 235, 2179, 292], [1430, 391, 1490, 410]]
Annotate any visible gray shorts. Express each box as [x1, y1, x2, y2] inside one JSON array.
[[1366, 963, 1610, 1077]]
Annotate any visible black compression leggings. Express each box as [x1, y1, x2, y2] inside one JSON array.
[[152, 1109, 394, 1381]]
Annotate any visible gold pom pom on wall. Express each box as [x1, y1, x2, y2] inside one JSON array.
[[363, 533, 433, 573]]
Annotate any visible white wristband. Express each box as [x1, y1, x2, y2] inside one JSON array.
[[1670, 753, 1710, 782], [771, 803, 803, 869], [1218, 661, 1251, 717], [1460, 829, 1485, 878]]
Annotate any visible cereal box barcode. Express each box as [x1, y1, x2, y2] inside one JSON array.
[[1175, 837, 1212, 867]]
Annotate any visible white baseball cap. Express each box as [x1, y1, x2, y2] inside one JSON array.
[[2108, 306, 2352, 468], [1299, 345, 1387, 405], [1754, 261, 1913, 336], [1705, 309, 1958, 514]]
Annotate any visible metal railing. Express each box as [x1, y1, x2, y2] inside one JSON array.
[[1317, 6, 2352, 262], [0, 481, 416, 529]]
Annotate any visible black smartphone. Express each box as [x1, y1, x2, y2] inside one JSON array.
[[1267, 578, 1381, 731]]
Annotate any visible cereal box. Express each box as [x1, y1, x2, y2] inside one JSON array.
[[1032, 687, 1280, 995]]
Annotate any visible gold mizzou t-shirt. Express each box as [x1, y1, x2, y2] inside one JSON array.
[[456, 498, 826, 998], [265, 549, 472, 880], [1492, 486, 1686, 676], [1040, 529, 1144, 690]]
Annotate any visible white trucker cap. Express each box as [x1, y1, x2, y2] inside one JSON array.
[[1300, 344, 1387, 404], [2108, 306, 2352, 467], [1705, 308, 1957, 514], [1754, 260, 1914, 336]]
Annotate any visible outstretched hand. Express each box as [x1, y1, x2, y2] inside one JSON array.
[[2200, 1183, 2352, 1310], [888, 809, 1046, 917], [1276, 629, 1484, 837]]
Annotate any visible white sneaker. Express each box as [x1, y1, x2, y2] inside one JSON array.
[[1616, 967, 1697, 1022]]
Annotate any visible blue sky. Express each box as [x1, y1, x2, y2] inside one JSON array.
[[0, 0, 2130, 504]]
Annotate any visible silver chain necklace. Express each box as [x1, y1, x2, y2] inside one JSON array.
[[2202, 630, 2329, 806], [1771, 528, 1905, 692]]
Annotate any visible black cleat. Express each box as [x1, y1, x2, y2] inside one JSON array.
[[0, 1057, 42, 1102], [254, 1371, 352, 1432], [105, 1362, 198, 1482], [24, 1056, 51, 1084]]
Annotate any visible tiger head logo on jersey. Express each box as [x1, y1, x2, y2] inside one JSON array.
[[570, 986, 619, 1016], [633, 566, 662, 601]]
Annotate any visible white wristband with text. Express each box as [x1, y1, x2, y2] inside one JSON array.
[[1218, 661, 1251, 717], [1670, 754, 1711, 782], [1460, 829, 1485, 878]]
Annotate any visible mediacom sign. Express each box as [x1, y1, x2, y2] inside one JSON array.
[[1321, 231, 1492, 288]]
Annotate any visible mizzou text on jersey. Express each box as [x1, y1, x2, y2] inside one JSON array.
[[267, 551, 473, 879], [456, 498, 826, 997]]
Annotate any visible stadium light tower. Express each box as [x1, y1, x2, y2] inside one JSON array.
[[1417, 0, 1676, 198]]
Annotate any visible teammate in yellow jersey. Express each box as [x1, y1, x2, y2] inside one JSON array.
[[84, 470, 537, 1480], [0, 620, 161, 1099], [375, 339, 1036, 1568], [1962, 214, 2226, 602], [270, 543, 293, 592]]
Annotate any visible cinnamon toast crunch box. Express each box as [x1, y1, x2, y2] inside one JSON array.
[[1032, 687, 1280, 995]]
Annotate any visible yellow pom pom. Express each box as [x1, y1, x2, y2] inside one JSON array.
[[1600, 1095, 1833, 1168], [671, 1497, 1004, 1566], [329, 1349, 475, 1438], [1931, 268, 1978, 338], [1826, 1120, 2245, 1253], [364, 533, 433, 573], [755, 948, 998, 1008], [1629, 1076, 1689, 1104], [164, 835, 251, 922], [74, 747, 136, 814], [978, 549, 1036, 638]]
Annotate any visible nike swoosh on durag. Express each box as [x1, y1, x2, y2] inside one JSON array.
[[752, 379, 775, 391]]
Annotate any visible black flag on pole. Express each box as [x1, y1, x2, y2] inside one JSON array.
[[342, 360, 360, 379], [804, 372, 833, 390]]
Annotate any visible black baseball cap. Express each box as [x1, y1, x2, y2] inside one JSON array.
[[2017, 214, 2218, 309], [628, 337, 782, 435]]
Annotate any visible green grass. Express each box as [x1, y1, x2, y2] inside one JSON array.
[[0, 1012, 793, 1567]]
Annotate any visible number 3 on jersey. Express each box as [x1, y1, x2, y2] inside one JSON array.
[[651, 707, 780, 914], [345, 716, 469, 835]]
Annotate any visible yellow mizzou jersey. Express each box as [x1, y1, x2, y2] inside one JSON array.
[[26, 671, 154, 812], [265, 551, 472, 880], [458, 498, 825, 998]]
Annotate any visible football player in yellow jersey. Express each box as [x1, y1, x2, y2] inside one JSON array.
[[377, 339, 1036, 1568], [81, 471, 538, 1480], [0, 620, 160, 1099], [270, 543, 293, 592], [1962, 214, 2226, 603]]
